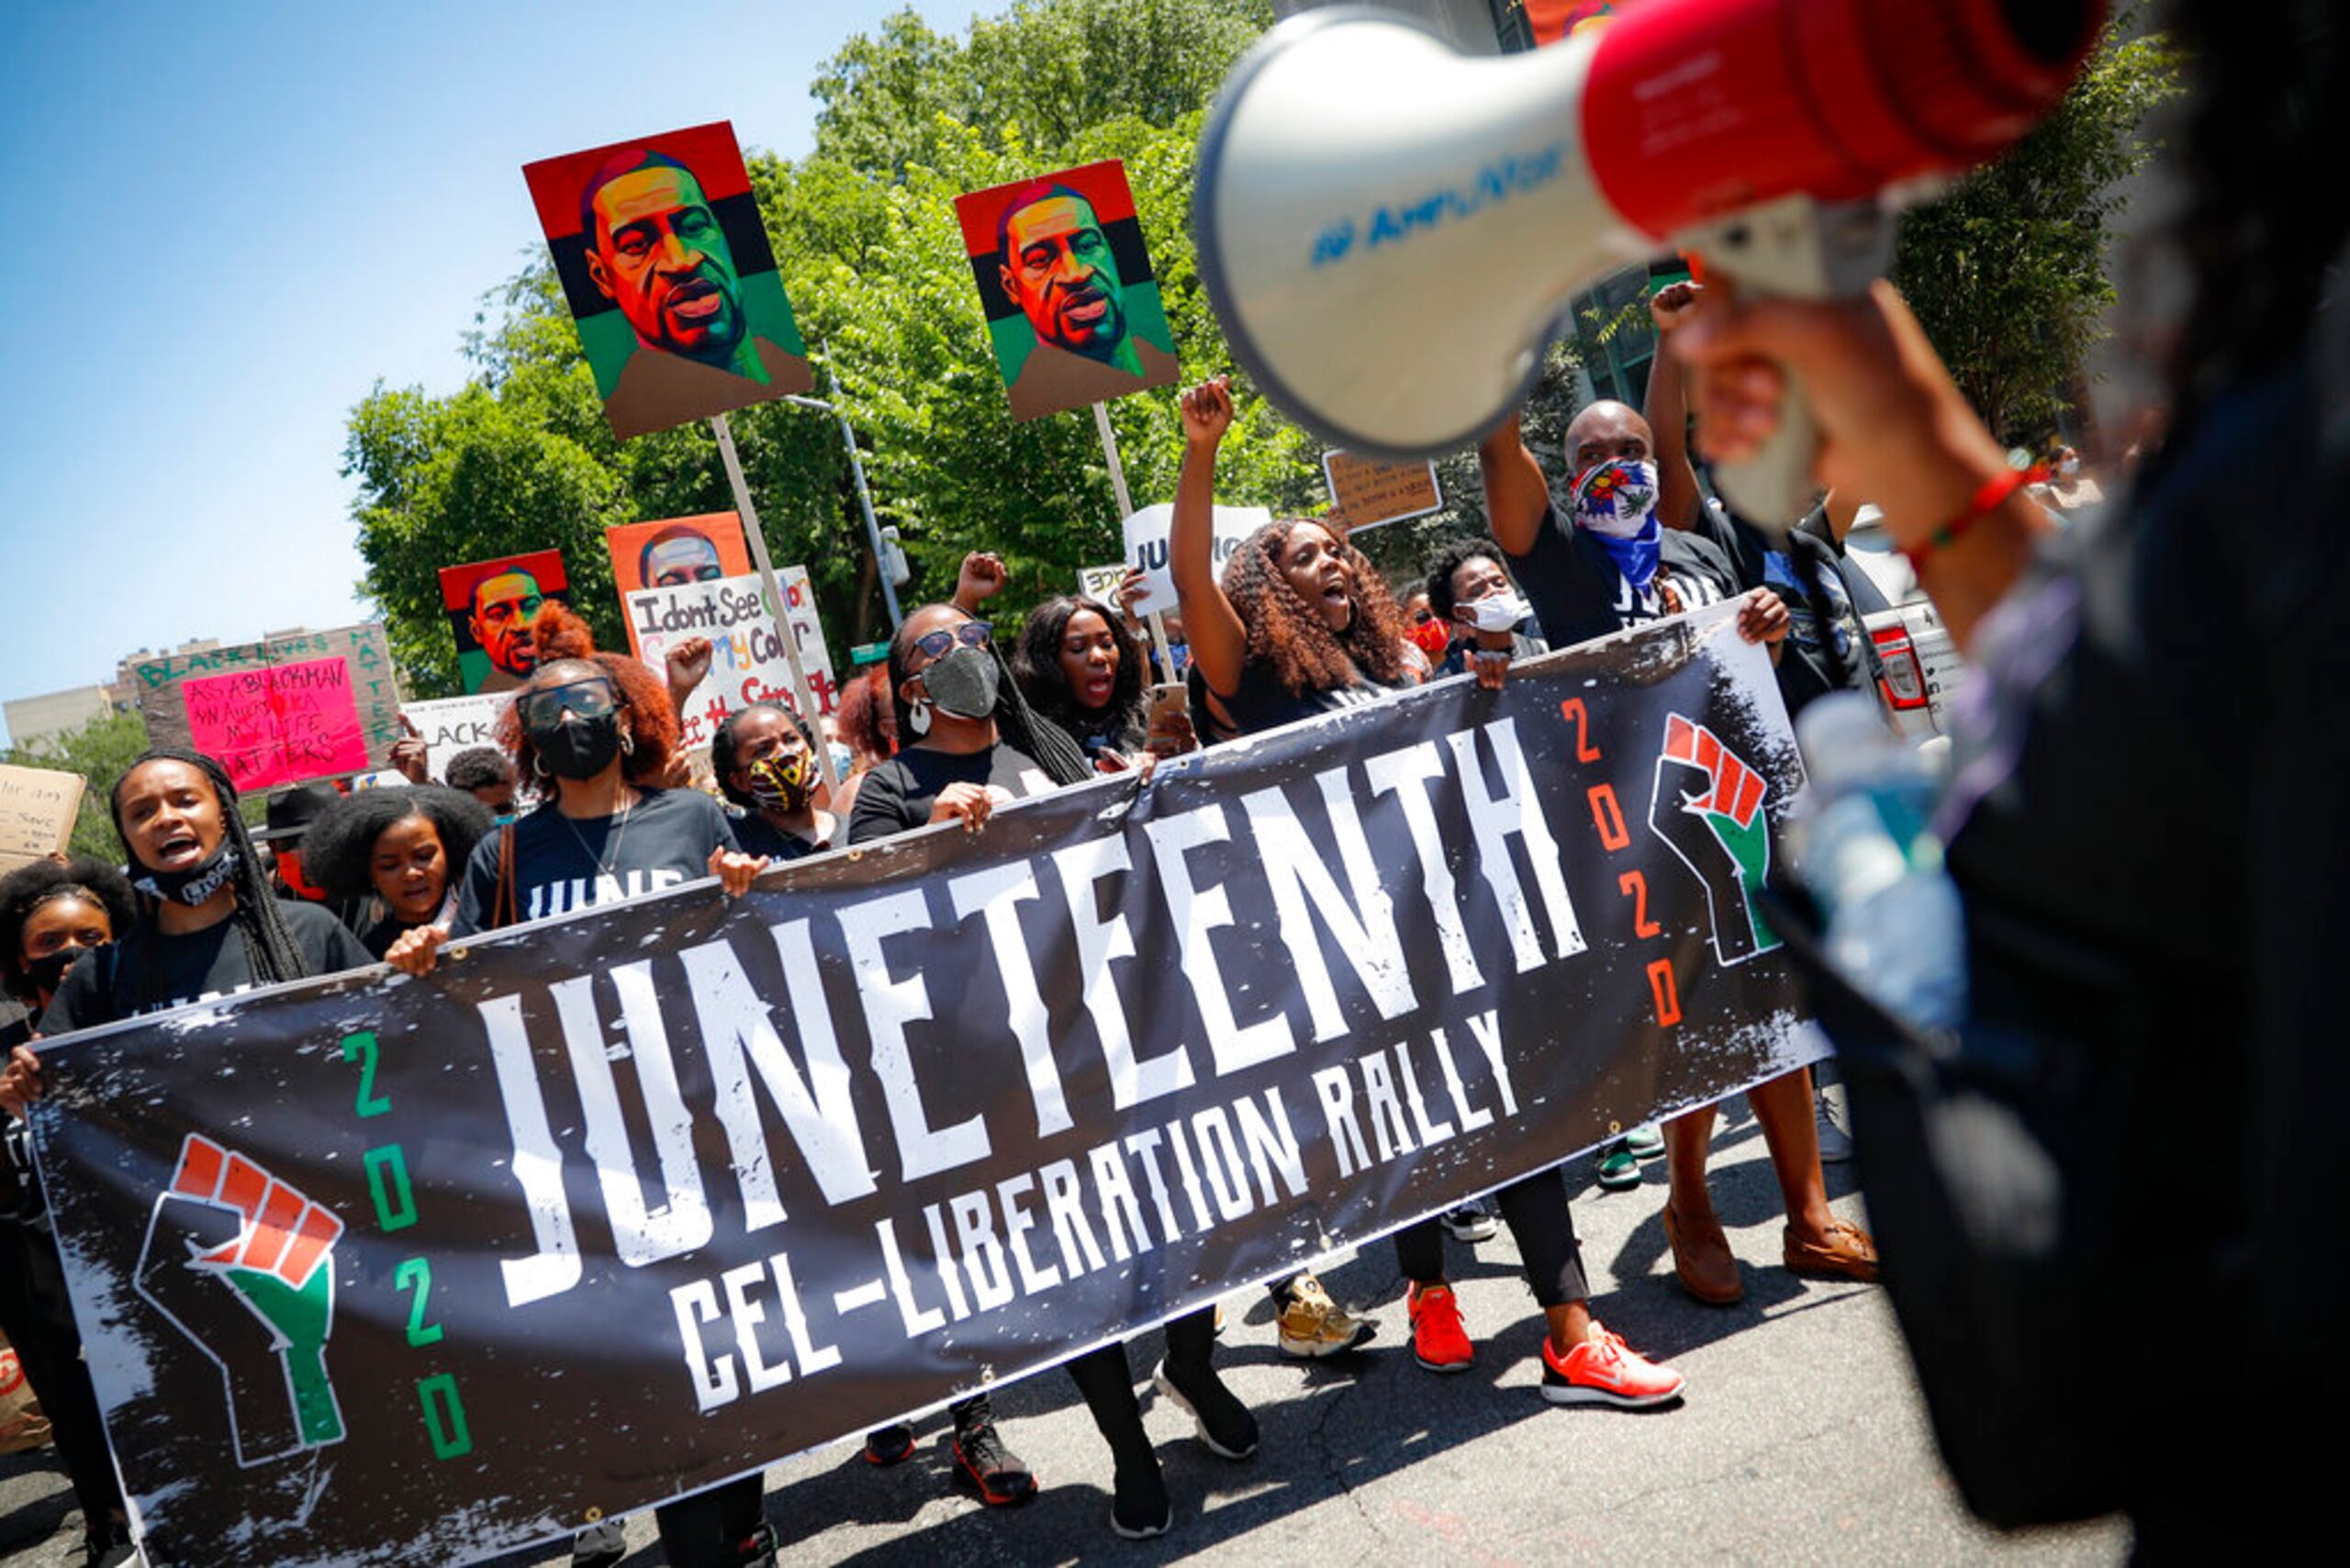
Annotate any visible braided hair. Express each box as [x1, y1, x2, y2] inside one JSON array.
[[108, 748, 309, 1006], [886, 608, 1095, 790], [0, 857, 139, 1005], [1222, 519, 1413, 696]]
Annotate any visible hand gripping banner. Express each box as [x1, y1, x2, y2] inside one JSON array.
[[30, 604, 1818, 1565]]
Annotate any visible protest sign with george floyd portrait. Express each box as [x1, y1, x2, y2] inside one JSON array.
[[438, 550, 570, 695], [33, 607, 1817, 1564], [523, 121, 814, 441], [955, 159, 1182, 421]]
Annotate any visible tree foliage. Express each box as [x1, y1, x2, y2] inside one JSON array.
[[1892, 12, 2184, 442]]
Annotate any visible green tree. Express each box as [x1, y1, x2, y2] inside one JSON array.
[[1892, 12, 2184, 442]]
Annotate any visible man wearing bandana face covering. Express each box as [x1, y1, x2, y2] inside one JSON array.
[[1476, 400, 1786, 653], [1478, 401, 1880, 1313]]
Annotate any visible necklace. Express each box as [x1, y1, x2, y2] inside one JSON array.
[[558, 789, 635, 882]]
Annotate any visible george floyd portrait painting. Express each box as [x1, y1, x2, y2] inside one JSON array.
[[523, 121, 813, 440], [604, 512, 751, 599], [438, 551, 571, 694], [954, 160, 1181, 422]]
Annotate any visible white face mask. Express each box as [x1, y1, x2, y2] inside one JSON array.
[[1465, 591, 1530, 634], [2057, 457, 2081, 477]]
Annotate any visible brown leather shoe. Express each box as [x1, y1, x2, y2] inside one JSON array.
[[1663, 1204, 1743, 1305], [1783, 1218, 1880, 1282]]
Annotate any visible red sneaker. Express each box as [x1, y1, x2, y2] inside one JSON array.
[[1542, 1323, 1685, 1408], [1407, 1282, 1474, 1372]]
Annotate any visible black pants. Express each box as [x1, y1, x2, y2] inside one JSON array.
[[1065, 1306, 1215, 1464], [1393, 1165, 1589, 1307], [652, 1473, 766, 1567], [0, 1223, 121, 1528]]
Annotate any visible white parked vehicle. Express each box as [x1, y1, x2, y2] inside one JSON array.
[[1841, 508, 1965, 740]]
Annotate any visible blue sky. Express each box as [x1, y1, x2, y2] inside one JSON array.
[[0, 0, 991, 742]]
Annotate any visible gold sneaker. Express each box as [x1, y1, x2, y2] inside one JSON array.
[[1276, 1273, 1375, 1358]]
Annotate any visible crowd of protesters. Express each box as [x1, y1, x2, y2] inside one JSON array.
[[0, 356, 1891, 1562], [7, 1, 2343, 1535]]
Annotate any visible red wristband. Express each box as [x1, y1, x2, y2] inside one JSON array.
[[1902, 466, 2031, 573]]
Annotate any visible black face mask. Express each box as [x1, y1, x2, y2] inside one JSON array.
[[132, 843, 240, 907], [534, 712, 624, 780], [921, 645, 1001, 720], [26, 945, 94, 999]]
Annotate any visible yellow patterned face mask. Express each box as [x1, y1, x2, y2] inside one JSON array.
[[747, 749, 816, 813]]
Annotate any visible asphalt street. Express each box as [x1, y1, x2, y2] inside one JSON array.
[[0, 1086, 2129, 1566]]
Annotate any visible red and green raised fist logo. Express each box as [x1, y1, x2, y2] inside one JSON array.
[[136, 1135, 345, 1467], [1650, 714, 1781, 966]]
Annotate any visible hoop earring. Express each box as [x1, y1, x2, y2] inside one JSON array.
[[532, 755, 551, 780], [619, 727, 635, 756], [908, 700, 933, 737]]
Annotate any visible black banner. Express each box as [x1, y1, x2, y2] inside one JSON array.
[[32, 606, 1818, 1565]]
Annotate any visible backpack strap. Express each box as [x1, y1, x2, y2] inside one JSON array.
[[491, 823, 517, 932]]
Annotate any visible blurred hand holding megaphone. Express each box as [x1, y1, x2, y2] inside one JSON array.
[[1192, 0, 2103, 524]]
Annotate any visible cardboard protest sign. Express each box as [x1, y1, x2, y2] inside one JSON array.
[[954, 160, 1181, 421], [1120, 502, 1272, 618], [625, 567, 838, 748], [1323, 449, 1444, 532], [522, 121, 812, 441], [399, 692, 515, 784], [1076, 563, 1127, 603], [0, 764, 85, 873], [606, 511, 752, 599], [438, 551, 569, 694], [132, 627, 402, 793]]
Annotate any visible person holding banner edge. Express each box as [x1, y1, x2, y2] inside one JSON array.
[[847, 579, 1256, 1539], [711, 703, 838, 860], [384, 605, 770, 1568], [1173, 375, 1687, 1402], [0, 857, 139, 1563], [1475, 398, 1874, 1307]]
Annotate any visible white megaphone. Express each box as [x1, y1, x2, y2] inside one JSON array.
[[1193, 0, 2101, 522]]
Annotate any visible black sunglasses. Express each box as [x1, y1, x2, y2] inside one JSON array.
[[520, 678, 617, 734], [910, 622, 992, 662]]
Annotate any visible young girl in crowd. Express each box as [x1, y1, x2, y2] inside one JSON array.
[[385, 604, 769, 1568], [0, 857, 140, 1562], [850, 563, 1255, 1539], [299, 786, 494, 958], [711, 703, 838, 860], [1170, 376, 1684, 1406]]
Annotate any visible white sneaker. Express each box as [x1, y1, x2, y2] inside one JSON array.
[[1815, 1087, 1853, 1163], [1442, 1201, 1498, 1243]]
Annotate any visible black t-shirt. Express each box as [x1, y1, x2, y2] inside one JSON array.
[[1688, 498, 1874, 716], [1213, 660, 1403, 740], [846, 744, 1058, 845], [451, 788, 739, 935], [39, 900, 374, 1035], [1505, 504, 1740, 649], [730, 808, 836, 862]]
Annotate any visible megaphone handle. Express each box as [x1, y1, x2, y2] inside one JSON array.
[[1673, 196, 1894, 533]]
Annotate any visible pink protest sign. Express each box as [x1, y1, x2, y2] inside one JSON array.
[[180, 658, 369, 792]]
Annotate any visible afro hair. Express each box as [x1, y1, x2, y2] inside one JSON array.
[[298, 786, 496, 905]]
